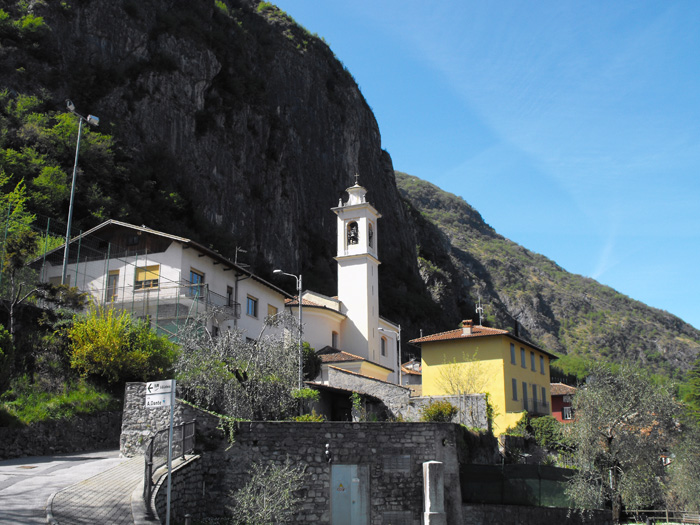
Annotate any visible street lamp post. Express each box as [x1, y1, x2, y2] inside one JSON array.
[[61, 100, 99, 285], [379, 325, 402, 385], [273, 269, 303, 390]]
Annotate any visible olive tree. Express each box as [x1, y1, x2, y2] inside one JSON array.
[[566, 364, 679, 523], [665, 421, 700, 511], [174, 312, 299, 420], [227, 457, 306, 524]]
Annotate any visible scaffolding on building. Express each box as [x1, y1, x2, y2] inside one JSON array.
[[2, 208, 241, 340]]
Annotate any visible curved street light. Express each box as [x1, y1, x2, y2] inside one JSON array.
[[61, 100, 100, 285], [273, 269, 303, 390]]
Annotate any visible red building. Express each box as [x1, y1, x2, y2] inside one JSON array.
[[550, 383, 577, 423]]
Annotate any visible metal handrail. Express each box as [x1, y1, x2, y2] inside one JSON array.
[[143, 420, 196, 513]]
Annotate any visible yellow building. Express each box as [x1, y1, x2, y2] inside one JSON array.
[[410, 320, 558, 435]]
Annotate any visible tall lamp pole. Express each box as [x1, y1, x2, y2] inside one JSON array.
[[273, 269, 303, 389], [379, 325, 402, 385], [61, 100, 99, 285]]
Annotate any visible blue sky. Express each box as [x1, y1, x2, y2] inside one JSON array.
[[273, 1, 700, 330]]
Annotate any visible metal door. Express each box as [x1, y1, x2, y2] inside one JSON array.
[[331, 464, 369, 525]]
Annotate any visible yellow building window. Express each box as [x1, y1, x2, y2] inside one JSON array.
[[107, 270, 119, 302], [268, 304, 278, 317], [135, 265, 159, 290]]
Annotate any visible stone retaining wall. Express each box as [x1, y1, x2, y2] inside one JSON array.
[[462, 504, 612, 525], [325, 367, 488, 428], [0, 411, 122, 459], [119, 383, 508, 524], [153, 455, 204, 522], [120, 382, 220, 457], [200, 421, 468, 524]]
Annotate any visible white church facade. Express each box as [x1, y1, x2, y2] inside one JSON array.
[[285, 180, 401, 384]]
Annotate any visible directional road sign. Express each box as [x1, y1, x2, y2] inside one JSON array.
[[145, 379, 174, 408], [145, 395, 172, 408], [146, 380, 173, 395]]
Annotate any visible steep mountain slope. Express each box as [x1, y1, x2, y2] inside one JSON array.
[[396, 172, 700, 376], [1, 0, 698, 378]]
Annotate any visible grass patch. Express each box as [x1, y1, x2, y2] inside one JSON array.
[[0, 377, 119, 427]]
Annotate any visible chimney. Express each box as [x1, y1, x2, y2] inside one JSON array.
[[462, 320, 473, 336]]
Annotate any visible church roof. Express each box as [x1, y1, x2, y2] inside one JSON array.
[[317, 349, 366, 363], [285, 296, 324, 307]]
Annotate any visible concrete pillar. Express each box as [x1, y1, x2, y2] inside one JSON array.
[[423, 460, 446, 525]]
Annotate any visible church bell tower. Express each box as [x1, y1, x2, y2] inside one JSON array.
[[332, 177, 382, 362]]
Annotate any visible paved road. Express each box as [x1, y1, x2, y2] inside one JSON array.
[[0, 449, 128, 524]]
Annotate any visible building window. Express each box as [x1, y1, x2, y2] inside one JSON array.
[[332, 331, 339, 349], [532, 385, 538, 409], [530, 351, 536, 371], [267, 304, 278, 317], [347, 221, 359, 245], [189, 268, 205, 297], [381, 336, 387, 357], [227, 286, 234, 307], [522, 382, 528, 411], [246, 296, 258, 317], [107, 270, 119, 302], [512, 378, 518, 401], [510, 343, 516, 365], [211, 326, 219, 337], [541, 386, 547, 406], [368, 222, 374, 248], [135, 265, 159, 290], [520, 348, 526, 368], [126, 235, 139, 246], [563, 406, 574, 420], [540, 355, 545, 375]]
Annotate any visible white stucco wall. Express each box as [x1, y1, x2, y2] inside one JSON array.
[[40, 238, 287, 338]]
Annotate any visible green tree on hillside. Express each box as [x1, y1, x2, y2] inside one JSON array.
[[0, 176, 40, 338], [566, 364, 679, 523], [683, 356, 700, 424]]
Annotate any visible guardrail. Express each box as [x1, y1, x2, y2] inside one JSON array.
[[143, 421, 195, 514], [624, 509, 697, 523]]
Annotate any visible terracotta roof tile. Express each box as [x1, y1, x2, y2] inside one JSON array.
[[284, 296, 324, 307], [550, 383, 577, 396], [319, 350, 366, 363], [409, 325, 508, 344]]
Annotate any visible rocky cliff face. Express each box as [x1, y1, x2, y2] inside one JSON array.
[[5, 0, 423, 299]]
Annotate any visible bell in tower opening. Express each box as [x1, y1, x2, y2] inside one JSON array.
[[347, 221, 359, 245]]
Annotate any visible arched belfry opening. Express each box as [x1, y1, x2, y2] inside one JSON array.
[[347, 221, 359, 246]]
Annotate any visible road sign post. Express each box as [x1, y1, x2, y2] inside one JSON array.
[[145, 379, 175, 525]]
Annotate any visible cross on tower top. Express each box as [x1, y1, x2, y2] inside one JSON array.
[[354, 173, 360, 185]]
